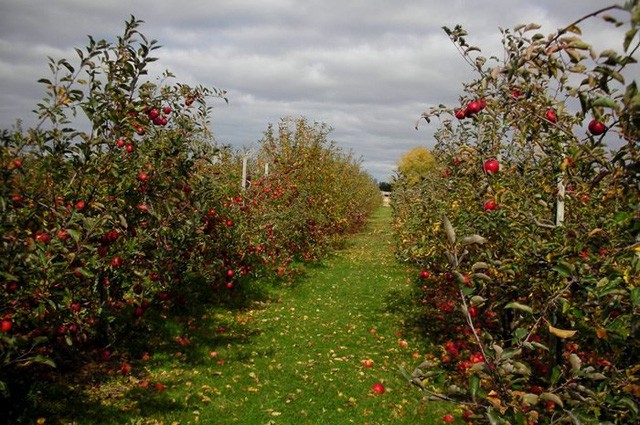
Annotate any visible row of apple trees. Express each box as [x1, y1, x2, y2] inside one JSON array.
[[0, 17, 381, 398], [393, 3, 638, 424]]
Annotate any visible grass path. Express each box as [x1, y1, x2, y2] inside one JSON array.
[[42, 208, 450, 424]]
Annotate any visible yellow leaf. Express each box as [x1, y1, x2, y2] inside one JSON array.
[[487, 390, 507, 414], [566, 24, 582, 35], [588, 228, 604, 237], [596, 328, 608, 339], [622, 384, 640, 397], [548, 324, 577, 339]]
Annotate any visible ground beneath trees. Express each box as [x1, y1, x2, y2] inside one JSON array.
[[30, 208, 451, 424]]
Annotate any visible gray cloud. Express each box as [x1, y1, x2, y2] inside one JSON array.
[[0, 0, 629, 180]]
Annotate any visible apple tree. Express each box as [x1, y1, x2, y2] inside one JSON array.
[[394, 2, 639, 423]]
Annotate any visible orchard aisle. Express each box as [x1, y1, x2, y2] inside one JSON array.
[[184, 206, 444, 424], [45, 208, 451, 424]]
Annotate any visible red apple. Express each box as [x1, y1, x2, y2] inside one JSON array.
[[512, 89, 525, 99], [35, 233, 52, 244], [163, 106, 172, 114], [588, 119, 606, 135], [110, 256, 122, 268], [371, 383, 385, 394], [138, 172, 148, 182], [120, 362, 132, 375], [362, 359, 374, 368], [465, 100, 482, 116], [116, 138, 126, 148], [545, 108, 557, 123], [443, 414, 455, 423], [75, 200, 86, 210], [483, 159, 500, 174], [419, 270, 430, 279], [10, 194, 23, 205], [100, 349, 112, 361], [1, 320, 12, 333], [148, 109, 159, 120], [483, 200, 498, 211], [227, 269, 235, 278], [454, 109, 466, 120], [126, 143, 135, 152], [12, 159, 23, 169]]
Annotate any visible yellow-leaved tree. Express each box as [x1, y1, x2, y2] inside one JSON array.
[[396, 146, 436, 185]]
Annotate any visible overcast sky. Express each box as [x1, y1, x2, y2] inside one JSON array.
[[0, 1, 630, 181]]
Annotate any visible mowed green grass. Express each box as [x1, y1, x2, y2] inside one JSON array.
[[36, 208, 453, 424]]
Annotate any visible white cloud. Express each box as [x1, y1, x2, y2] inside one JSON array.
[[0, 0, 633, 181]]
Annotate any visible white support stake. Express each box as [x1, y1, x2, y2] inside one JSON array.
[[241, 156, 248, 190], [556, 176, 565, 226]]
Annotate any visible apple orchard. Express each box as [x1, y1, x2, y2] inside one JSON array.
[[1, 2, 639, 424]]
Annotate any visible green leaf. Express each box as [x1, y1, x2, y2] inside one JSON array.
[[624, 28, 638, 52], [514, 327, 528, 340], [522, 393, 539, 406], [505, 302, 533, 314], [552, 260, 575, 277], [569, 353, 582, 373], [66, 228, 81, 242], [502, 348, 522, 360], [610, 70, 625, 84], [471, 262, 490, 271], [1, 271, 19, 282], [486, 409, 507, 425], [618, 397, 639, 417], [530, 341, 549, 351], [461, 235, 487, 245], [470, 295, 487, 306], [74, 267, 94, 278], [28, 355, 56, 369], [59, 60, 75, 74], [540, 392, 564, 408], [569, 41, 591, 50], [443, 216, 456, 245], [631, 288, 640, 307], [592, 97, 620, 110], [469, 374, 480, 399], [550, 365, 562, 384]]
